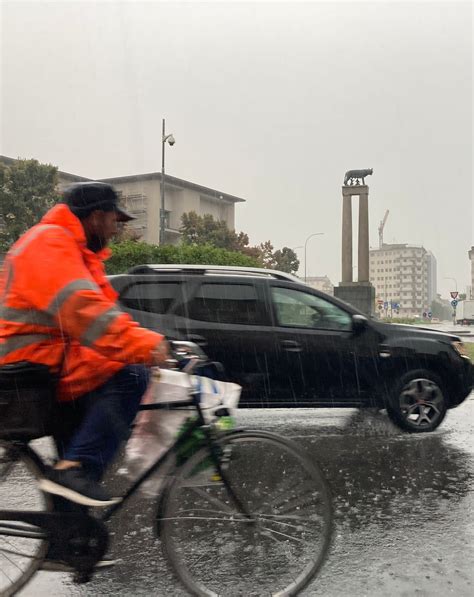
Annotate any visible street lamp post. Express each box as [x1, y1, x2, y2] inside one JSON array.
[[304, 233, 324, 283], [160, 118, 176, 245], [443, 276, 458, 292]]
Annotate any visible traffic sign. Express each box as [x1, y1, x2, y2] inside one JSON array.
[[451, 299, 458, 307], [428, 311, 432, 318], [450, 291, 459, 299], [383, 301, 388, 309]]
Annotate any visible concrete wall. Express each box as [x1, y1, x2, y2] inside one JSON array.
[[112, 178, 237, 246]]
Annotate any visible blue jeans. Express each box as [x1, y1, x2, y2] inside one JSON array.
[[53, 365, 149, 481]]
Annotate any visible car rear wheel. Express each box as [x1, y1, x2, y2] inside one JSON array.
[[387, 370, 448, 433]]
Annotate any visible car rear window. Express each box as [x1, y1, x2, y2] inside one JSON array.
[[188, 283, 260, 325], [120, 282, 183, 314]]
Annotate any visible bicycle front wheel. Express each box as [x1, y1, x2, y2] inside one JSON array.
[[0, 441, 51, 597], [160, 430, 332, 596]]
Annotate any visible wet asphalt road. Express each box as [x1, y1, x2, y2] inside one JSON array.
[[20, 390, 474, 597]]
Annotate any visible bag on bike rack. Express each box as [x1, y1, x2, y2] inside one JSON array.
[[193, 375, 241, 423], [124, 368, 241, 496], [124, 370, 191, 495], [0, 361, 56, 440]]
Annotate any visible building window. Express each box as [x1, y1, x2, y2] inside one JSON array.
[[160, 209, 171, 229]]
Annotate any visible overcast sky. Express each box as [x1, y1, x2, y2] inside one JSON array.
[[1, 0, 472, 298]]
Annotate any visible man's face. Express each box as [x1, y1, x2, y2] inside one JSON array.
[[85, 210, 119, 252]]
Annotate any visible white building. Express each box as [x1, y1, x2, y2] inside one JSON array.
[[370, 244, 437, 318], [305, 276, 334, 296], [98, 172, 244, 245]]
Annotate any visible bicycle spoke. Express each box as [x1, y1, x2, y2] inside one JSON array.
[[161, 432, 332, 596], [0, 442, 50, 596], [0, 546, 25, 576], [188, 486, 234, 514], [0, 547, 43, 561], [259, 526, 306, 543], [0, 561, 15, 585]]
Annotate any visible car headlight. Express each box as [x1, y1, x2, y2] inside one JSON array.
[[452, 341, 470, 359]]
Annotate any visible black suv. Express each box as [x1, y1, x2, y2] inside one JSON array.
[[110, 264, 473, 433]]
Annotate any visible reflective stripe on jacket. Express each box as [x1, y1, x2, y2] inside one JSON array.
[[0, 204, 164, 401]]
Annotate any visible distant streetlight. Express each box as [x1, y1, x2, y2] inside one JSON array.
[[160, 118, 176, 245], [304, 233, 324, 283], [443, 276, 458, 292]]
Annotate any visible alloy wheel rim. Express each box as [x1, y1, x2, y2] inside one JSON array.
[[399, 378, 444, 428]]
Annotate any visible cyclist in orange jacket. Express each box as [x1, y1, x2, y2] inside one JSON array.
[[0, 182, 169, 508]]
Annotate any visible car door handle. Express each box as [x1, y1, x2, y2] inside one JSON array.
[[281, 340, 302, 353], [186, 334, 208, 348]]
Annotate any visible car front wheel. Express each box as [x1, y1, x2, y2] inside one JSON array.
[[387, 370, 448, 432]]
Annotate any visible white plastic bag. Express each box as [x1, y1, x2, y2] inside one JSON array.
[[124, 368, 241, 496], [193, 375, 241, 422], [124, 369, 192, 496]]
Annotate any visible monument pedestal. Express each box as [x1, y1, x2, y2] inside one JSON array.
[[334, 282, 375, 316]]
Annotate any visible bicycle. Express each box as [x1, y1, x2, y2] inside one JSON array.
[[0, 342, 333, 596]]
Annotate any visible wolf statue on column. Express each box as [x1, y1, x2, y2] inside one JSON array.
[[344, 169, 373, 186]]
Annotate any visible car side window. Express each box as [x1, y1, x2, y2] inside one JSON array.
[[271, 287, 352, 331], [187, 283, 260, 325], [120, 282, 182, 314]]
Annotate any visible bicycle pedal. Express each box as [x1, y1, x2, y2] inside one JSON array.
[[210, 473, 222, 482]]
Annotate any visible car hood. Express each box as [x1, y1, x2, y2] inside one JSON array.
[[374, 322, 460, 344]]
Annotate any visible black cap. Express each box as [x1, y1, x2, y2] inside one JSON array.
[[62, 182, 135, 222]]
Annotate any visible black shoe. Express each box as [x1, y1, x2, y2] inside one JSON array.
[[38, 467, 122, 508], [40, 555, 118, 573]]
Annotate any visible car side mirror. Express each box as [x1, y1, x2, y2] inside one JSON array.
[[352, 314, 368, 335]]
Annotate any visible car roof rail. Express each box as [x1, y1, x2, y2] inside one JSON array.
[[126, 263, 302, 283]]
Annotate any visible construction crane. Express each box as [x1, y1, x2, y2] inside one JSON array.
[[378, 210, 389, 248]]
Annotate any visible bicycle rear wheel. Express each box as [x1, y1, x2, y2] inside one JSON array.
[[0, 441, 51, 596], [160, 430, 332, 596]]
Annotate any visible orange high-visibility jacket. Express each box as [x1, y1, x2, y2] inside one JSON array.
[[0, 204, 164, 401]]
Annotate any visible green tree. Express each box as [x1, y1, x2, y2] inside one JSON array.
[[0, 158, 59, 250], [180, 212, 299, 273], [258, 240, 276, 268], [180, 211, 249, 252], [272, 247, 300, 274], [430, 298, 451, 321], [106, 240, 261, 275]]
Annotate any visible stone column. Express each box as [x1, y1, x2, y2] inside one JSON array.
[[358, 189, 369, 282], [341, 191, 353, 283]]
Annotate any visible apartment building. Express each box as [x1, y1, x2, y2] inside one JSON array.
[[369, 244, 437, 318], [0, 156, 245, 244], [98, 172, 244, 245]]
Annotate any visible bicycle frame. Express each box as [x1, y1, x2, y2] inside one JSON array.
[[0, 393, 251, 547], [101, 395, 252, 522]]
